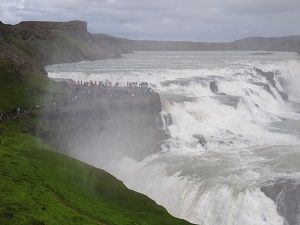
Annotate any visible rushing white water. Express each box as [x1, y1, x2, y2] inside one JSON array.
[[47, 51, 300, 225]]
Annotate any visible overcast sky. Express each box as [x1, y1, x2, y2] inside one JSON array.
[[0, 0, 299, 42]]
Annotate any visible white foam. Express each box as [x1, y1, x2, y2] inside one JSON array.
[[103, 157, 284, 225]]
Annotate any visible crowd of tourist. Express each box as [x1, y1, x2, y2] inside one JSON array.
[[0, 105, 39, 121], [0, 79, 154, 122], [72, 80, 150, 89], [57, 79, 153, 104]]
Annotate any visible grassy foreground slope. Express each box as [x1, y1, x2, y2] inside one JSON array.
[[0, 119, 192, 225]]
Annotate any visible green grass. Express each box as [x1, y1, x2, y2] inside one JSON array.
[[0, 119, 192, 225], [0, 62, 67, 113]]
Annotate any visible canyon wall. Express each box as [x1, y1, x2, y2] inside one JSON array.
[[37, 91, 165, 162]]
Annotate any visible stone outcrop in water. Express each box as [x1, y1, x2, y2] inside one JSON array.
[[209, 81, 219, 94], [255, 68, 289, 101]]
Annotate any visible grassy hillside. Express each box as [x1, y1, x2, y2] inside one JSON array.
[[0, 119, 192, 225], [0, 21, 193, 225], [0, 61, 66, 112], [0, 67, 193, 224]]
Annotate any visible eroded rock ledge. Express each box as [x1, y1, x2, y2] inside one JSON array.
[[36, 91, 165, 162]]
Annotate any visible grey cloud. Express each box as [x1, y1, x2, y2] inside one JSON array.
[[218, 0, 300, 14], [0, 0, 299, 41]]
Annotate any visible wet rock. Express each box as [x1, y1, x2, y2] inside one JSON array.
[[156, 112, 172, 138], [255, 68, 276, 86], [278, 91, 289, 101], [253, 82, 276, 98], [212, 95, 240, 108], [193, 135, 207, 148], [254, 69, 289, 101], [209, 81, 219, 94]]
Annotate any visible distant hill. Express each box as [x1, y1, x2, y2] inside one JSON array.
[[121, 35, 300, 52], [232, 36, 300, 51]]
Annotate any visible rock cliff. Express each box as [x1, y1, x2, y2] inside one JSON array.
[[18, 20, 88, 32], [37, 91, 165, 162], [0, 21, 130, 66]]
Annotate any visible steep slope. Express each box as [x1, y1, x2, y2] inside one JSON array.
[[0, 119, 193, 225], [0, 54, 60, 112]]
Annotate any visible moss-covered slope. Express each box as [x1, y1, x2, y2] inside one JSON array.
[[0, 119, 192, 225], [0, 61, 66, 112]]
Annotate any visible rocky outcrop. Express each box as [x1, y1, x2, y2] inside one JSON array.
[[36, 91, 165, 162], [18, 20, 88, 33], [0, 21, 130, 66], [255, 68, 289, 101], [209, 81, 219, 94]]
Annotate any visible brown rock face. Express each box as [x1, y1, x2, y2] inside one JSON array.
[[18, 20, 87, 33]]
